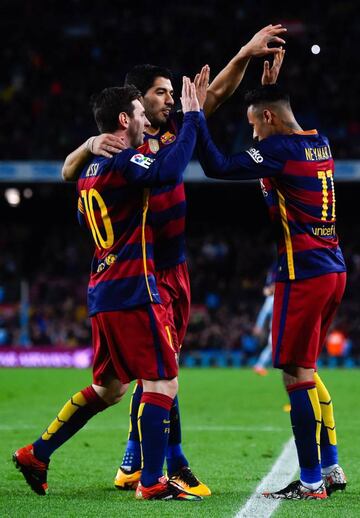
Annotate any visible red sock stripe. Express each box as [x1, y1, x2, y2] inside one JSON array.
[[141, 392, 173, 411], [81, 385, 108, 411], [287, 381, 316, 394], [137, 380, 143, 388]]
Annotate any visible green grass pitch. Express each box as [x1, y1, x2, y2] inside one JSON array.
[[0, 368, 358, 517]]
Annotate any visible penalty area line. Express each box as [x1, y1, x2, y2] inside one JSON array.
[[235, 437, 298, 518]]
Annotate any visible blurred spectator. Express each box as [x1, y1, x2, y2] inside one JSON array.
[[1, 217, 359, 360], [0, 1, 359, 160]]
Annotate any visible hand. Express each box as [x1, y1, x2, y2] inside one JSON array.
[[90, 134, 127, 158], [194, 65, 210, 109], [241, 24, 287, 58], [261, 47, 285, 84], [181, 76, 200, 113]]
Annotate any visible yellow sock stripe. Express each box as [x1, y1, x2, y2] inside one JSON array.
[[276, 189, 295, 280], [127, 384, 138, 439], [307, 387, 322, 461], [41, 391, 87, 440], [137, 402, 145, 470], [314, 372, 337, 445]]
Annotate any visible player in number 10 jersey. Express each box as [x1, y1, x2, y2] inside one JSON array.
[[61, 25, 287, 495]]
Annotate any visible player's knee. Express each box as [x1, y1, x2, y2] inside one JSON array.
[[142, 377, 178, 399], [162, 377, 178, 399], [282, 366, 314, 387], [109, 382, 129, 404], [93, 381, 128, 405]]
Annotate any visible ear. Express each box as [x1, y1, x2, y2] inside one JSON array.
[[118, 112, 129, 129], [263, 109, 273, 124]]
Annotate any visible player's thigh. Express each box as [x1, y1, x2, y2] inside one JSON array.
[[272, 276, 334, 369], [156, 262, 191, 345], [98, 305, 179, 382], [318, 272, 347, 354], [91, 315, 118, 385], [173, 262, 191, 345]]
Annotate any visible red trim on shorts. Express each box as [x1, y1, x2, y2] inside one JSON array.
[[81, 385, 108, 411], [141, 392, 173, 411], [287, 381, 316, 393]]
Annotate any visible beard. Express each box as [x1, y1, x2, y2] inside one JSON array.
[[144, 103, 171, 130]]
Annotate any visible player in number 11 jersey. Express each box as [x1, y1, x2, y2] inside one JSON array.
[[197, 83, 347, 500]]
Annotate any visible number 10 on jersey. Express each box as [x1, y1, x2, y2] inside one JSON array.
[[80, 189, 114, 249]]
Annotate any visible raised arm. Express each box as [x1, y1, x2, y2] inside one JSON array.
[[261, 48, 286, 85], [203, 24, 286, 118], [197, 111, 282, 180], [124, 78, 200, 186], [61, 134, 125, 181]]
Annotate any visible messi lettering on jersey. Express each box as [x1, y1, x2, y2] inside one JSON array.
[[197, 114, 346, 282]]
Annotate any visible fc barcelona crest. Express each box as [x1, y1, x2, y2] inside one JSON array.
[[160, 132, 176, 145]]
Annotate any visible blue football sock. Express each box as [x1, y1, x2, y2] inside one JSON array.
[[166, 396, 189, 475], [138, 392, 173, 487], [120, 383, 142, 471], [287, 381, 322, 485], [33, 386, 107, 462]]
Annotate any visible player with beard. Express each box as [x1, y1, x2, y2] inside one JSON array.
[[13, 81, 206, 501], [61, 25, 286, 495]]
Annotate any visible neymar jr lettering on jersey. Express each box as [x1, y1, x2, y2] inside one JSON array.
[[77, 112, 199, 315], [140, 111, 187, 270], [197, 112, 346, 282]]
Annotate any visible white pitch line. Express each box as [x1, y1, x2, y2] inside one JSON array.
[[235, 437, 298, 518]]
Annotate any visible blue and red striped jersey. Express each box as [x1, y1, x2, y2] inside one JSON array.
[[197, 112, 346, 281], [139, 111, 187, 270], [77, 112, 198, 315]]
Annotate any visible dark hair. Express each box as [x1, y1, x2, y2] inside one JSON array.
[[90, 85, 141, 133], [244, 84, 290, 108], [124, 64, 173, 96]]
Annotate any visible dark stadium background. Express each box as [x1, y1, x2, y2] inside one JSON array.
[[1, 1, 359, 363]]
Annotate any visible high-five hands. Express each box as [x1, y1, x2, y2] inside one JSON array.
[[181, 76, 200, 113], [262, 47, 286, 85], [242, 24, 287, 57], [194, 65, 210, 110]]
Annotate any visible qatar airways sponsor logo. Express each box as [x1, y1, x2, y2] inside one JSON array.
[[246, 147, 264, 163]]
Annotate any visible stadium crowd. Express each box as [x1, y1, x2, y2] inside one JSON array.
[[1, 215, 360, 365], [1, 1, 359, 160], [1, 1, 360, 365]]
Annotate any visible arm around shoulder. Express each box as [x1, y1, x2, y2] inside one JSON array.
[[62, 139, 94, 182]]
